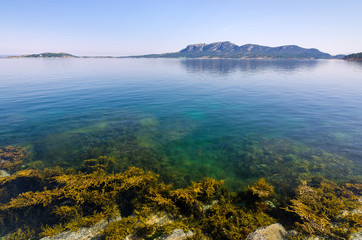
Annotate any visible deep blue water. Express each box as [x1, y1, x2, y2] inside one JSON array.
[[0, 58, 361, 188]]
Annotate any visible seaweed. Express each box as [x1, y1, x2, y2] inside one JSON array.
[[102, 177, 276, 240], [237, 139, 355, 184], [201, 202, 276, 240], [0, 160, 279, 239], [3, 226, 35, 240], [247, 178, 274, 199], [103, 217, 138, 240], [0, 168, 64, 204], [0, 146, 28, 173], [286, 179, 362, 239], [0, 163, 158, 238], [0, 143, 359, 239], [81, 156, 116, 173]]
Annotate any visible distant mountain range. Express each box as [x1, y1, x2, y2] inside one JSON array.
[[343, 52, 362, 61], [2, 42, 353, 59], [132, 42, 336, 59]]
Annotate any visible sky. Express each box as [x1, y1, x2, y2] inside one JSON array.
[[0, 0, 361, 56]]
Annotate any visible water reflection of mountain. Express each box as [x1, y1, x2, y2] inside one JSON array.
[[346, 60, 362, 68], [180, 59, 321, 74]]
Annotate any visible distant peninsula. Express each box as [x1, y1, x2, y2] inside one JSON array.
[[343, 52, 362, 61], [6, 52, 78, 58], [2, 42, 349, 59]]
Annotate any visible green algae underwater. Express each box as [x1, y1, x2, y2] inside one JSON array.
[[0, 138, 361, 239]]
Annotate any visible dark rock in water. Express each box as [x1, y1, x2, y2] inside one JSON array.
[[246, 223, 288, 240]]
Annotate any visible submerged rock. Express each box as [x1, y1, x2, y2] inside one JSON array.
[[203, 200, 218, 211], [124, 212, 174, 240], [40, 218, 120, 240], [0, 169, 10, 177], [161, 229, 194, 240], [246, 223, 288, 240], [349, 232, 362, 240], [39, 213, 193, 240]]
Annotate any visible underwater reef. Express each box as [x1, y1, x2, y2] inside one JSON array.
[[0, 145, 361, 240]]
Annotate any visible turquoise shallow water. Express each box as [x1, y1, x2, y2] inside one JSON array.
[[0, 58, 361, 189]]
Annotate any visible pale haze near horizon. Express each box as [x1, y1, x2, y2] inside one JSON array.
[[0, 0, 361, 56]]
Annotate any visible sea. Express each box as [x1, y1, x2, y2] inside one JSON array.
[[0, 58, 361, 190]]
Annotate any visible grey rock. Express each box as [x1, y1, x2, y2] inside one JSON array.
[[203, 200, 218, 211], [40, 217, 121, 240], [304, 231, 362, 240], [0, 170, 10, 177], [161, 229, 194, 240], [39, 212, 196, 240], [349, 232, 362, 240], [125, 213, 173, 240], [246, 223, 288, 240]]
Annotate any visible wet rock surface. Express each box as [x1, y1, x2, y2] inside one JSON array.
[[246, 223, 288, 240], [161, 229, 194, 240], [0, 170, 10, 177], [40, 220, 109, 240], [39, 214, 194, 240], [349, 232, 362, 240]]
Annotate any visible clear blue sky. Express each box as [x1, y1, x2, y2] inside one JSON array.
[[1, 0, 361, 56]]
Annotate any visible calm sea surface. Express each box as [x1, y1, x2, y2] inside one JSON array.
[[0, 58, 361, 189]]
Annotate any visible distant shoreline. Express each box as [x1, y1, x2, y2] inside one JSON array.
[[1, 56, 344, 60], [2, 41, 354, 60]]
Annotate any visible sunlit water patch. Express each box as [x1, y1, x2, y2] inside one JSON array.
[[0, 58, 361, 190]]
